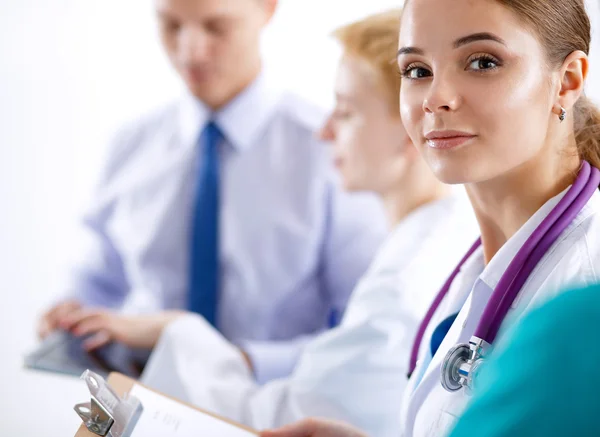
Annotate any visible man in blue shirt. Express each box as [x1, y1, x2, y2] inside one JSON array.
[[37, 0, 386, 384]]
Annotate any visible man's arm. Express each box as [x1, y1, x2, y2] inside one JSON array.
[[38, 126, 136, 337]]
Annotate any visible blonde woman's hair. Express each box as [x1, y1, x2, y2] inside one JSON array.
[[332, 9, 403, 114]]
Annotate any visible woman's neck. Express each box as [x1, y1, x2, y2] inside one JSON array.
[[466, 152, 581, 264]]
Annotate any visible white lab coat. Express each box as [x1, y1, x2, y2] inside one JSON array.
[[140, 190, 479, 436], [400, 189, 600, 437]]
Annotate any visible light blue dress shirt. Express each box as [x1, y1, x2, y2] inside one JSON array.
[[63, 70, 387, 383]]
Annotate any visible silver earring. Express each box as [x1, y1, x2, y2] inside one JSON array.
[[559, 107, 567, 122]]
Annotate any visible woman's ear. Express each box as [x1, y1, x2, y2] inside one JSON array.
[[556, 50, 588, 111]]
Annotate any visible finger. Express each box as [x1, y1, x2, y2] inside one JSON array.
[[40, 301, 81, 336], [55, 300, 81, 319], [83, 330, 111, 351], [260, 419, 319, 437], [60, 309, 99, 332], [37, 318, 52, 339], [72, 315, 107, 337], [59, 308, 87, 331], [53, 301, 82, 325]]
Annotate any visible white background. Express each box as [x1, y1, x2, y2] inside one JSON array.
[[1, 1, 600, 435]]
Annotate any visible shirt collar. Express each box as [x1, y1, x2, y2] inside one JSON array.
[[177, 69, 283, 152], [479, 186, 570, 290]]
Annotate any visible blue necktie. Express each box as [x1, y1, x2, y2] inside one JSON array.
[[328, 309, 341, 328], [188, 122, 221, 327]]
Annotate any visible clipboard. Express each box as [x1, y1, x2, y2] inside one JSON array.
[[74, 371, 257, 437]]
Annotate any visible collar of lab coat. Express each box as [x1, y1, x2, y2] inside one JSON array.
[[177, 69, 284, 152], [478, 186, 570, 291]]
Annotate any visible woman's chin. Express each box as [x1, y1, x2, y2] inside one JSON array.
[[342, 181, 363, 193], [340, 176, 371, 194], [431, 165, 474, 185]]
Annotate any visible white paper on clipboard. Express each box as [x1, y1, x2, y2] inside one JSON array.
[[128, 385, 256, 437]]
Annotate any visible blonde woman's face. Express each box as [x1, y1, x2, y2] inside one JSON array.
[[398, 0, 556, 184], [321, 55, 411, 193]]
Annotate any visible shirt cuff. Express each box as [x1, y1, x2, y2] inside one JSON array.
[[241, 337, 311, 385]]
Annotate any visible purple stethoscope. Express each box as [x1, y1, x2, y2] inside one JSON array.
[[407, 160, 600, 393]]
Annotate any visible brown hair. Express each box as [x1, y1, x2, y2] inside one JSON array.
[[497, 0, 600, 168], [332, 9, 403, 114]]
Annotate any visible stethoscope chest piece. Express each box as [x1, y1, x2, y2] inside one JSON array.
[[440, 343, 471, 392], [440, 336, 489, 394]]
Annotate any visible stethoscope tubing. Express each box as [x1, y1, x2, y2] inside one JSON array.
[[408, 161, 599, 377], [407, 238, 482, 377], [478, 162, 599, 343]]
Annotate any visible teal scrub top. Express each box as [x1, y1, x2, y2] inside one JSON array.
[[449, 284, 600, 437]]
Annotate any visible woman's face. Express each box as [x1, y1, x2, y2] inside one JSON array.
[[321, 55, 411, 193], [398, 0, 557, 184]]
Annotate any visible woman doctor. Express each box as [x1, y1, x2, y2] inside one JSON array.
[[61, 9, 477, 436], [262, 0, 600, 436]]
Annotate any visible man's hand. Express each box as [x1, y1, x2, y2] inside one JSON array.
[[260, 418, 368, 437], [59, 309, 187, 351], [37, 299, 82, 339]]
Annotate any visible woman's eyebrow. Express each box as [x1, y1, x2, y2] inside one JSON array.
[[397, 32, 507, 58], [453, 32, 507, 48]]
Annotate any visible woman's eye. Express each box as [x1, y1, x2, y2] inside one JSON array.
[[468, 57, 499, 71], [206, 20, 229, 36], [162, 19, 181, 34], [402, 66, 432, 80]]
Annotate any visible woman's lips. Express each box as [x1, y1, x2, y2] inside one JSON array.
[[425, 130, 477, 150]]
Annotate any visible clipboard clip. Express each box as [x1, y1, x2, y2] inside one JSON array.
[[74, 370, 143, 437]]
